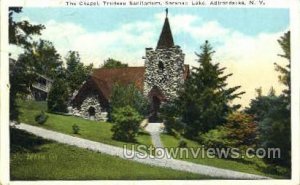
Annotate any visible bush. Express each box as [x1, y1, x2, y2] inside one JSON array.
[[224, 112, 258, 149], [35, 111, 48, 125], [199, 112, 258, 150], [111, 106, 142, 142], [178, 139, 187, 148], [72, 124, 80, 134], [199, 126, 230, 149]]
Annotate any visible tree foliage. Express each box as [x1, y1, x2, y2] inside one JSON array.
[[258, 95, 290, 166], [47, 79, 69, 113], [274, 31, 290, 99], [223, 112, 258, 149], [18, 40, 63, 79], [176, 41, 245, 138], [199, 126, 229, 149], [245, 31, 291, 168], [160, 100, 184, 135], [101, 58, 128, 68], [65, 51, 93, 93], [110, 83, 149, 117], [200, 112, 258, 151], [9, 8, 46, 121], [111, 106, 142, 142], [245, 87, 277, 122], [9, 7, 45, 48]]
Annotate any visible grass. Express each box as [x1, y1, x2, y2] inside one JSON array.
[[14, 100, 289, 179], [160, 133, 290, 179], [10, 128, 210, 180], [17, 100, 152, 150]]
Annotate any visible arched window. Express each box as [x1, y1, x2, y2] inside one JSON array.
[[158, 61, 164, 71]]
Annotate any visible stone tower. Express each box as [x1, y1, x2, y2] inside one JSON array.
[[144, 9, 185, 101]]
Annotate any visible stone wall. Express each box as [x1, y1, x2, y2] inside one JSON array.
[[80, 95, 102, 120], [68, 95, 107, 121], [143, 45, 185, 100]]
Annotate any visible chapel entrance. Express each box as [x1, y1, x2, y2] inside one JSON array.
[[148, 86, 165, 123], [88, 106, 96, 120], [149, 96, 161, 122]]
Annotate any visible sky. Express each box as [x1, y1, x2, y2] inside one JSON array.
[[10, 7, 289, 107]]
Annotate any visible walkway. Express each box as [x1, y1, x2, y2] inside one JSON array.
[[145, 122, 170, 159], [144, 122, 165, 148], [14, 123, 269, 180]]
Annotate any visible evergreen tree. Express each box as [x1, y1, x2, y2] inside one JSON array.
[[262, 31, 290, 167], [47, 79, 69, 113], [259, 95, 290, 167], [65, 51, 93, 93], [274, 31, 290, 99], [245, 88, 278, 122], [179, 41, 245, 138], [245, 31, 291, 168]]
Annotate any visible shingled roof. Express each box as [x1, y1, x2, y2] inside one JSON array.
[[73, 65, 190, 103], [91, 67, 145, 99], [156, 9, 174, 49]]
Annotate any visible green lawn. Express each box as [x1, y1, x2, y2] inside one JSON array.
[[15, 100, 290, 179], [161, 133, 290, 179], [10, 128, 209, 180], [17, 100, 152, 150]]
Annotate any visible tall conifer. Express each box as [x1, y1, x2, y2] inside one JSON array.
[[179, 41, 245, 137]]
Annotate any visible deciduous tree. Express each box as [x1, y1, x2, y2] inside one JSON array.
[[101, 58, 128, 68], [9, 7, 45, 121], [65, 51, 93, 93]]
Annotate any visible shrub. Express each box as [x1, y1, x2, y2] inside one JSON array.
[[178, 139, 187, 148], [199, 126, 230, 149], [224, 112, 258, 149], [199, 112, 258, 150], [35, 111, 48, 125], [72, 124, 80, 134], [111, 106, 142, 142]]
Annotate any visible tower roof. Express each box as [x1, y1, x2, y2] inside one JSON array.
[[156, 9, 174, 49]]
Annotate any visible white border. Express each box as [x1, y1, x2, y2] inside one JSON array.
[[290, 0, 300, 184], [4, 0, 293, 8], [1, 0, 299, 185], [0, 0, 10, 184]]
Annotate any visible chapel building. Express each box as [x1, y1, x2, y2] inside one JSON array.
[[69, 10, 189, 121]]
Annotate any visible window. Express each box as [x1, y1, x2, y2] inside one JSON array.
[[158, 61, 164, 71]]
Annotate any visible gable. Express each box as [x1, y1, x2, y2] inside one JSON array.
[[72, 65, 190, 105]]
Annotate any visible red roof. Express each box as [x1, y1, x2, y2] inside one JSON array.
[[79, 65, 189, 100], [91, 67, 145, 99]]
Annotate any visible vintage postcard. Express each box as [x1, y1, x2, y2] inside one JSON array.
[[0, 0, 299, 184]]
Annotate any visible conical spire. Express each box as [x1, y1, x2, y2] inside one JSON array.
[[156, 8, 174, 49]]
